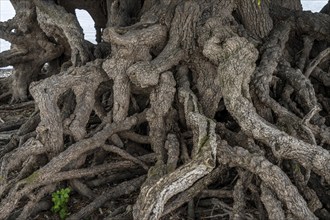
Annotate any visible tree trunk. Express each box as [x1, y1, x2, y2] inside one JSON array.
[[1, 0, 330, 219]]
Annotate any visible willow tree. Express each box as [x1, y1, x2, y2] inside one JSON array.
[[1, 0, 330, 219]]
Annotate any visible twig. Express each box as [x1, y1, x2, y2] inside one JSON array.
[[67, 175, 146, 220], [102, 144, 149, 170], [305, 48, 330, 78]]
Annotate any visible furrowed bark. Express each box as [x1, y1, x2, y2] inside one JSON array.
[[203, 27, 330, 184], [217, 141, 317, 220]]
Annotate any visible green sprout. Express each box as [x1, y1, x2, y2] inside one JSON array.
[[258, 0, 261, 7], [51, 187, 71, 219]]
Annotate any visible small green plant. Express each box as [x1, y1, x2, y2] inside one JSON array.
[[51, 187, 71, 219]]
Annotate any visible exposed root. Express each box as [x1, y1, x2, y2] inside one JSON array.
[[1, 1, 330, 220], [260, 183, 285, 220], [217, 140, 317, 219]]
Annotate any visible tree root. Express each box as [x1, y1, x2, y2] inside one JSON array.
[[203, 27, 330, 184], [1, 1, 330, 220]]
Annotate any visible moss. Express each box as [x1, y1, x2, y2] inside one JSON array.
[[197, 120, 211, 153], [199, 135, 209, 149], [0, 175, 4, 183], [24, 171, 39, 184], [292, 163, 301, 173], [148, 162, 167, 179]]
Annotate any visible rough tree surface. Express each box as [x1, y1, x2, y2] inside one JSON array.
[[1, 0, 330, 219]]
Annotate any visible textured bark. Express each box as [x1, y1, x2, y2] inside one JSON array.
[[236, 0, 273, 39], [217, 141, 317, 220], [260, 184, 285, 220], [133, 65, 217, 220], [1, 0, 330, 220], [0, 0, 63, 102], [272, 0, 302, 11]]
